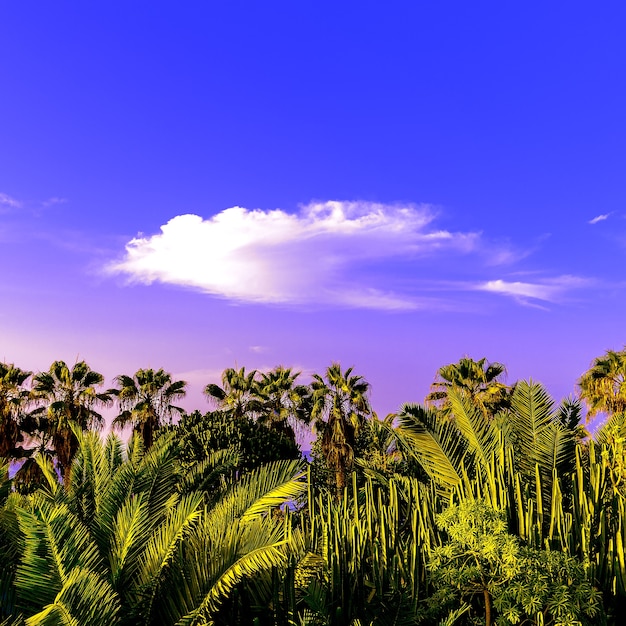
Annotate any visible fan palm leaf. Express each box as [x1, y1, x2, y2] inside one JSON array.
[[311, 363, 371, 496], [112, 369, 187, 449], [0, 362, 31, 461], [426, 357, 511, 419], [30, 361, 111, 487], [204, 368, 261, 420], [578, 347, 626, 418]]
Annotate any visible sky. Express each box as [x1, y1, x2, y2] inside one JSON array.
[[1, 2, 625, 425]]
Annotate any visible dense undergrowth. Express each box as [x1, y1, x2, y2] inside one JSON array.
[[1, 351, 626, 625]]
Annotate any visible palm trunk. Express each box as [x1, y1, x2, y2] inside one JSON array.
[[335, 468, 346, 500]]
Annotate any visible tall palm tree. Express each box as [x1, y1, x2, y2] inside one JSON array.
[[31, 360, 111, 486], [255, 366, 312, 445], [578, 347, 626, 419], [0, 362, 31, 460], [311, 362, 371, 496], [425, 356, 511, 419], [112, 368, 187, 449], [204, 367, 261, 420]]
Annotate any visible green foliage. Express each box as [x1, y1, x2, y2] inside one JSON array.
[[311, 363, 371, 497], [2, 430, 305, 626], [310, 413, 405, 494], [0, 363, 31, 461], [5, 353, 626, 624], [30, 361, 112, 487], [494, 549, 602, 626], [175, 410, 301, 474], [112, 368, 187, 449], [392, 403, 467, 491], [425, 357, 512, 419], [427, 500, 603, 626], [0, 466, 22, 620], [578, 347, 626, 418], [284, 474, 435, 626]]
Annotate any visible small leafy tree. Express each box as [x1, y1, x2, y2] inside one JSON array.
[[175, 410, 301, 474], [428, 500, 603, 626]]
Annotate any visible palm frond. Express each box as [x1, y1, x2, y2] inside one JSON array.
[[175, 543, 287, 626], [131, 492, 204, 620], [447, 388, 498, 472], [594, 411, 626, 445], [178, 449, 240, 496], [23, 567, 119, 626], [206, 459, 305, 527], [108, 494, 149, 588], [15, 502, 104, 616], [393, 404, 465, 491], [509, 380, 558, 476]]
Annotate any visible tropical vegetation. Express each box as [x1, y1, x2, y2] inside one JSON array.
[[0, 349, 625, 624]]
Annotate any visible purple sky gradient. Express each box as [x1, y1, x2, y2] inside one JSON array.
[[1, 2, 625, 429]]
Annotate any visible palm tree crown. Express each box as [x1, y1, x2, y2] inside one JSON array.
[[311, 362, 371, 496], [204, 367, 261, 419], [0, 362, 32, 459], [426, 356, 511, 418], [255, 366, 312, 444], [578, 347, 626, 419], [112, 368, 187, 449], [31, 360, 111, 485]]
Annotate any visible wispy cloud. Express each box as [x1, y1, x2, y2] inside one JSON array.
[[478, 275, 592, 305], [0, 192, 66, 218], [107, 201, 481, 309], [589, 213, 611, 224], [0, 192, 22, 212], [41, 197, 67, 208]]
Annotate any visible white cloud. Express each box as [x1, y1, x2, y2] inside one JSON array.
[[0, 192, 22, 211], [42, 197, 67, 208], [589, 213, 611, 224], [478, 275, 591, 304], [107, 200, 599, 311], [108, 201, 480, 309]]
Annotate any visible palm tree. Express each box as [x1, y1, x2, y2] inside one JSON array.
[[255, 366, 312, 445], [578, 347, 626, 419], [204, 367, 261, 420], [394, 380, 578, 539], [425, 356, 511, 418], [0, 362, 31, 460], [9, 430, 305, 626], [112, 368, 187, 449], [311, 363, 371, 496], [31, 360, 111, 486]]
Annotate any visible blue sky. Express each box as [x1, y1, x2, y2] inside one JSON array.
[[1, 2, 625, 420]]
